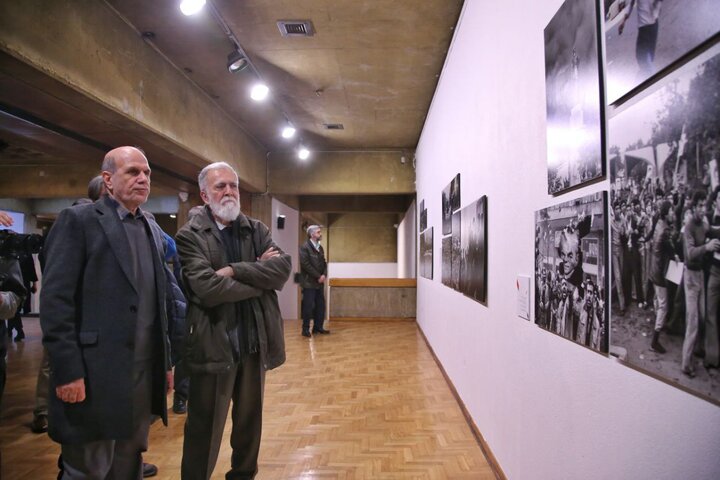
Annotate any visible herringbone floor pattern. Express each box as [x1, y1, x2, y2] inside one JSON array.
[[0, 318, 494, 479]]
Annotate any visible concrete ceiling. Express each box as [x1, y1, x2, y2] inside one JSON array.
[[106, 0, 463, 151], [0, 0, 460, 200]]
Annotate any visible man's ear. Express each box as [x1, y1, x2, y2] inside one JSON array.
[[101, 171, 113, 194], [199, 190, 209, 204]]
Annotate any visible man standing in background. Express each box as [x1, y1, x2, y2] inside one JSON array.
[[299, 225, 329, 337]]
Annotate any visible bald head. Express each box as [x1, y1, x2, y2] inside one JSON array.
[[101, 146, 151, 213]]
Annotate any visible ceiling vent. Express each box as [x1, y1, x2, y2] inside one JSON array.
[[323, 123, 344, 130], [277, 20, 315, 37]]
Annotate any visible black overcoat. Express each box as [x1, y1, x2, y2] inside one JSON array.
[[40, 196, 171, 444]]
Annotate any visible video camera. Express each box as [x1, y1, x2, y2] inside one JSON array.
[[0, 230, 44, 259]]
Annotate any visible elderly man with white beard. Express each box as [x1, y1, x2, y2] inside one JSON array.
[[175, 162, 291, 480]]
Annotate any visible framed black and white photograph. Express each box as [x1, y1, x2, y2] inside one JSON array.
[[419, 199, 427, 232], [608, 43, 720, 403], [535, 191, 608, 353], [442, 183, 452, 235], [544, 0, 604, 194], [604, 0, 720, 104], [459, 196, 487, 304], [442, 236, 452, 286], [451, 211, 461, 291], [419, 227, 433, 280], [450, 173, 461, 212]]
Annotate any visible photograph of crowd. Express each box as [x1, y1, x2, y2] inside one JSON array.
[[450, 173, 461, 212], [442, 182, 452, 235], [442, 236, 452, 287], [452, 211, 461, 291], [604, 0, 720, 104], [535, 192, 608, 353], [420, 227, 433, 280], [608, 44, 720, 401], [459, 196, 487, 304], [544, 0, 603, 194]]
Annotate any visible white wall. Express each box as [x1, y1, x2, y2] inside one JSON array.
[[415, 2, 720, 480], [327, 262, 397, 279], [271, 198, 300, 320], [397, 200, 416, 278]]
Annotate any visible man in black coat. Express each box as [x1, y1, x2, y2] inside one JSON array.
[[299, 225, 329, 337], [41, 146, 172, 479]]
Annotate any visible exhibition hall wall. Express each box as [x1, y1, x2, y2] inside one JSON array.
[[415, 1, 720, 479], [271, 197, 300, 320]]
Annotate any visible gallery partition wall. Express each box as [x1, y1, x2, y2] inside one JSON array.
[[415, 1, 720, 479]]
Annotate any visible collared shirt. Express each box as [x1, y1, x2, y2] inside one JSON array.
[[310, 239, 322, 252], [110, 196, 157, 364]]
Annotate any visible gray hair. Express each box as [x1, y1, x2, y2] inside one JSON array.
[[87, 175, 106, 201], [307, 225, 322, 237], [101, 146, 147, 174], [198, 162, 238, 191]]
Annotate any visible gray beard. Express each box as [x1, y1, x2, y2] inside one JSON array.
[[209, 198, 240, 223]]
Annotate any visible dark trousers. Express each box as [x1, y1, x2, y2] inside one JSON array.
[[174, 358, 190, 401], [625, 248, 644, 304], [301, 287, 326, 332], [60, 364, 153, 480], [0, 320, 6, 406], [181, 353, 265, 480], [636, 22, 659, 76]]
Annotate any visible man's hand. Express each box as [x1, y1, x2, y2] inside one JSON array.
[[0, 211, 13, 227], [216, 266, 234, 277], [258, 247, 280, 261], [56, 378, 86, 403], [318, 274, 326, 284], [167, 370, 174, 395], [707, 239, 720, 252]]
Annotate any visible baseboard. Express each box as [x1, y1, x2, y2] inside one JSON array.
[[330, 316, 416, 322], [416, 325, 508, 480]]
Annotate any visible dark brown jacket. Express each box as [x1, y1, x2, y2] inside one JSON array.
[[299, 239, 327, 289], [176, 207, 290, 373]]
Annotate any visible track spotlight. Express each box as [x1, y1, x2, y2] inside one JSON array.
[[227, 50, 248, 73], [250, 83, 269, 101], [281, 125, 296, 139], [298, 146, 310, 160], [179, 0, 206, 16]]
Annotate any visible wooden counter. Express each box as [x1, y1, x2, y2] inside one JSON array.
[[329, 278, 416, 320]]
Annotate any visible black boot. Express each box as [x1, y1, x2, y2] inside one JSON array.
[[651, 331, 666, 354]]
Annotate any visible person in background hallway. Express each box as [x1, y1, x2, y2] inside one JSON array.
[[7, 247, 37, 342], [176, 161, 290, 480], [299, 225, 329, 337], [41, 147, 173, 479], [0, 211, 25, 408]]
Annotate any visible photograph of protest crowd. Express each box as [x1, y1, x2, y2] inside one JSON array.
[[608, 44, 720, 402], [604, 0, 720, 104], [442, 236, 452, 287], [459, 196, 487, 303], [545, 0, 604, 194], [535, 192, 608, 353], [451, 211, 461, 291]]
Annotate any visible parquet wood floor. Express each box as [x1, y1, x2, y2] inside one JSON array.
[[0, 318, 495, 479]]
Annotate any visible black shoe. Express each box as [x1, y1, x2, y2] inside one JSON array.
[[14, 330, 25, 341], [313, 328, 330, 334], [142, 462, 158, 478], [30, 414, 48, 433], [302, 330, 311, 337], [173, 397, 187, 414]]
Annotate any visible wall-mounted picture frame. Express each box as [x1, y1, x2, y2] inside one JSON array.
[[544, 0, 604, 194], [420, 227, 433, 280], [535, 191, 608, 353], [608, 43, 720, 404], [419, 199, 427, 232], [442, 236, 452, 286], [442, 183, 452, 235], [459, 196, 488, 304], [450, 173, 461, 212], [603, 0, 720, 104], [451, 211, 461, 291]]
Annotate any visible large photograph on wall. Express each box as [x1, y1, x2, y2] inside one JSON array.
[[419, 199, 427, 232], [604, 0, 720, 104], [419, 227, 433, 280], [459, 196, 487, 303], [450, 173, 461, 212], [442, 183, 452, 235], [544, 0, 604, 194], [608, 43, 720, 403], [442, 236, 452, 286], [535, 191, 608, 353]]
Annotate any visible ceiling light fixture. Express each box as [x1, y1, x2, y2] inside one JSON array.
[[281, 125, 296, 139], [226, 50, 248, 73], [298, 145, 310, 160], [179, 0, 206, 16], [250, 83, 269, 101]]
